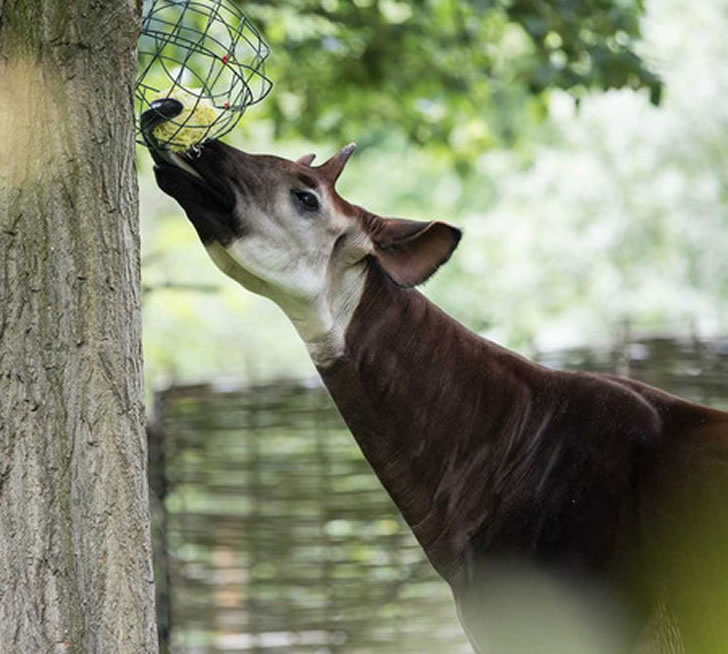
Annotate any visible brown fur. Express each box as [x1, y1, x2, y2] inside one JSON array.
[[319, 260, 728, 652]]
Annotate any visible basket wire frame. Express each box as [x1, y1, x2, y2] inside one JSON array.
[[136, 0, 272, 149]]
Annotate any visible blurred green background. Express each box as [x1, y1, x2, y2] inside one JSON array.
[[139, 0, 728, 391]]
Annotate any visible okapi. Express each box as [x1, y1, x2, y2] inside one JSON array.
[[144, 107, 728, 653]]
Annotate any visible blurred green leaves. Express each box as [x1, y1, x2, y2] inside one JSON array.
[[238, 0, 660, 153]]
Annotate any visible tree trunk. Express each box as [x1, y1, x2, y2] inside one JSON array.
[[0, 1, 158, 652]]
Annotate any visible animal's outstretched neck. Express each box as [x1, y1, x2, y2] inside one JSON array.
[[317, 262, 547, 580]]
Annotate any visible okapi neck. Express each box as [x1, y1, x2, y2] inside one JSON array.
[[316, 263, 544, 579]]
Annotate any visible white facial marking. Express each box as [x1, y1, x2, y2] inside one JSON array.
[[203, 182, 371, 367]]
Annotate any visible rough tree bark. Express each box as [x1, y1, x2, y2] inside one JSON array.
[[0, 1, 158, 652]]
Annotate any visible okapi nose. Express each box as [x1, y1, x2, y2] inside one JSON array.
[[140, 98, 184, 163]]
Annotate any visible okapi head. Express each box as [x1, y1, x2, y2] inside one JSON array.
[[150, 135, 461, 363]]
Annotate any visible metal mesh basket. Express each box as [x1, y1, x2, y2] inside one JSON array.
[[135, 0, 272, 150]]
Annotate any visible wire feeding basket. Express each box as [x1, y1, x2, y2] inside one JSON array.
[[135, 0, 272, 150]]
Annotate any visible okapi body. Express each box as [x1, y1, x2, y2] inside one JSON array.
[[318, 260, 728, 653], [144, 115, 728, 652]]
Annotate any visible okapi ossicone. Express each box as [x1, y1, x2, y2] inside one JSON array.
[[145, 113, 728, 652]]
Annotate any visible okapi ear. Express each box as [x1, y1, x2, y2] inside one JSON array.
[[318, 143, 356, 184], [296, 153, 316, 166], [371, 218, 462, 287]]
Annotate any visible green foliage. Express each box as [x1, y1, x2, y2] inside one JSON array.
[[506, 0, 661, 98], [239, 0, 660, 152]]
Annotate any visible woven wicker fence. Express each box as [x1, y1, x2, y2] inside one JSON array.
[[149, 335, 728, 654]]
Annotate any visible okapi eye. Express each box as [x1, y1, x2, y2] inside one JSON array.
[[292, 189, 320, 213]]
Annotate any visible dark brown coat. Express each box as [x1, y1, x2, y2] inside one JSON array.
[[320, 262, 728, 652]]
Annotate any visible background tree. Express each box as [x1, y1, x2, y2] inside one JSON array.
[[0, 1, 158, 652]]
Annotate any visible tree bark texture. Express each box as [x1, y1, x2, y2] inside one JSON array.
[[0, 1, 158, 652]]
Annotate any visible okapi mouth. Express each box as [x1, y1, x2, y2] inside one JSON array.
[[152, 149, 235, 215], [142, 100, 237, 243]]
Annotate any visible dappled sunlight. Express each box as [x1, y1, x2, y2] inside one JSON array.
[[0, 56, 69, 189]]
